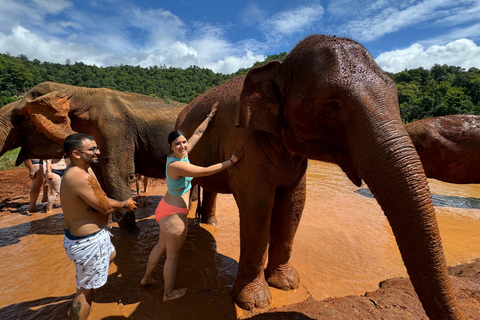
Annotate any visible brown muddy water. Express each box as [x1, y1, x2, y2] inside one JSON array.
[[0, 161, 479, 319]]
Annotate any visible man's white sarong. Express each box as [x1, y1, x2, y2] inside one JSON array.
[[63, 228, 115, 289]]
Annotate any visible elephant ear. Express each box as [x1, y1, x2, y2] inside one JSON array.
[[236, 60, 282, 137], [20, 91, 77, 145]]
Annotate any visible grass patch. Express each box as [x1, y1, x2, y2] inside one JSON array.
[[0, 148, 21, 170]]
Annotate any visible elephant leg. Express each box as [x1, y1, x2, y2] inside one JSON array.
[[201, 189, 218, 225], [265, 173, 306, 290], [232, 189, 274, 310]]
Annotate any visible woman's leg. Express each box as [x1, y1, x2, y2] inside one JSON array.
[[141, 227, 166, 285], [28, 164, 44, 212], [46, 173, 61, 214], [159, 213, 188, 301]]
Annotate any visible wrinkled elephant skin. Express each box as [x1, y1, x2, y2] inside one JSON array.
[[177, 35, 465, 319], [0, 82, 185, 234], [406, 114, 480, 184]]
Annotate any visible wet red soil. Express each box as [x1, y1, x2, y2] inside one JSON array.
[[1, 165, 480, 319]]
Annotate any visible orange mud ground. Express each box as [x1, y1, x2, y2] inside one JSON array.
[[1, 161, 480, 319]]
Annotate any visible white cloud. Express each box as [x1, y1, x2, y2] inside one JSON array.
[[32, 0, 73, 14], [263, 4, 325, 36], [202, 51, 265, 75], [241, 2, 324, 41], [0, 25, 108, 65], [343, 0, 455, 42], [329, 0, 480, 43], [375, 38, 480, 72]]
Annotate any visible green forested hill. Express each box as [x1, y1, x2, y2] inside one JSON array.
[[1, 52, 479, 123]]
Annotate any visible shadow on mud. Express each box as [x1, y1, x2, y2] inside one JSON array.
[[0, 294, 74, 320], [95, 215, 240, 319], [355, 188, 480, 210], [0, 212, 64, 248]]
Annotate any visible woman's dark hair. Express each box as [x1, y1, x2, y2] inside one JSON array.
[[64, 133, 95, 156], [167, 130, 187, 145]]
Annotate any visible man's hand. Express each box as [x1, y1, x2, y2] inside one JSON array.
[[125, 198, 138, 211]]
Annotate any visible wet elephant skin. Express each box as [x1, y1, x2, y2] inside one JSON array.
[[0, 82, 185, 234], [406, 114, 480, 184], [176, 34, 465, 319]]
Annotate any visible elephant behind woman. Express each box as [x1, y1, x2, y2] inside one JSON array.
[[177, 34, 465, 319]]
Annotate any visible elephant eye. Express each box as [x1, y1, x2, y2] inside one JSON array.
[[13, 114, 27, 126], [326, 99, 340, 110]]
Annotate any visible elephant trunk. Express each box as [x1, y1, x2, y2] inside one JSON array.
[[353, 116, 463, 319]]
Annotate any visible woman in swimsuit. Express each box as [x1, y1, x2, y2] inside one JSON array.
[[45, 156, 67, 214], [141, 103, 242, 301]]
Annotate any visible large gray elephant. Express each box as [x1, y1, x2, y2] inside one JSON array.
[[176, 35, 464, 319], [405, 114, 480, 183], [0, 82, 185, 233]]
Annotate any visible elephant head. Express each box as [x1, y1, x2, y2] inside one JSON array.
[[0, 91, 75, 164], [236, 35, 463, 319], [0, 82, 183, 234]]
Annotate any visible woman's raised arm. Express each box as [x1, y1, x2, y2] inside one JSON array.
[[187, 102, 218, 153]]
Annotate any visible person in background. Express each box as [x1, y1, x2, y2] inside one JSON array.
[[135, 174, 149, 196], [140, 103, 243, 301], [24, 159, 48, 213], [45, 156, 67, 214], [61, 133, 137, 320]]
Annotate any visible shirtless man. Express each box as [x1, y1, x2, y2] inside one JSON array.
[[60, 133, 137, 320]]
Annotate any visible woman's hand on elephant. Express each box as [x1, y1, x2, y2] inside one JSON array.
[[230, 147, 244, 164], [208, 102, 219, 119]]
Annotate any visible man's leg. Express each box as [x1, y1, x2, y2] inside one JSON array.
[[67, 288, 94, 320]]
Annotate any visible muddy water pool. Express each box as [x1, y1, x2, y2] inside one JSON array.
[[0, 161, 479, 319]]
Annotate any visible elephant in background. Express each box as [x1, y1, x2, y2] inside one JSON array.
[[176, 35, 464, 319], [405, 114, 480, 184], [0, 82, 185, 233]]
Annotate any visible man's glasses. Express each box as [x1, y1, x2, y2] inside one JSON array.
[[78, 146, 100, 153]]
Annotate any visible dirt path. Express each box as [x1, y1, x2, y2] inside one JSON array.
[[0, 167, 479, 319]]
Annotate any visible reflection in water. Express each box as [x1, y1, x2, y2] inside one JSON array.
[[1, 161, 480, 319], [355, 188, 480, 211]]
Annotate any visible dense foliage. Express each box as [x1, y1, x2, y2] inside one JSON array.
[[389, 65, 480, 122], [1, 52, 479, 123]]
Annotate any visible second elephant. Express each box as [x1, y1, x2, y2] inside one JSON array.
[[406, 114, 480, 184], [0, 82, 185, 233]]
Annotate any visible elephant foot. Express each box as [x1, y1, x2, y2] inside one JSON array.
[[202, 215, 218, 225], [265, 263, 300, 291], [232, 274, 272, 310], [117, 211, 140, 236]]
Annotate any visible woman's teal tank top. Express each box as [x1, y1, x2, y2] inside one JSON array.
[[166, 156, 193, 196]]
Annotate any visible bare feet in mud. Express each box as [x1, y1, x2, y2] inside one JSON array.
[[163, 288, 186, 301], [140, 275, 156, 286]]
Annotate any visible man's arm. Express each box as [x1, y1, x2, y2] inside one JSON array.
[[74, 172, 137, 214], [46, 159, 53, 180], [24, 159, 36, 179]]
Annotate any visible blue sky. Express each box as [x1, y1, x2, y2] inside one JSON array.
[[1, 0, 480, 74]]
